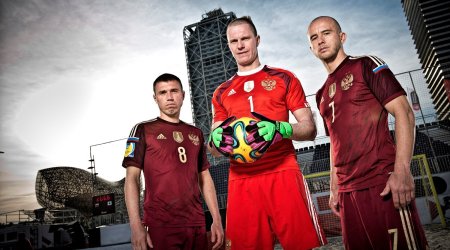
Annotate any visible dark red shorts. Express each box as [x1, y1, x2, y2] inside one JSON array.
[[147, 226, 207, 250], [339, 184, 429, 250]]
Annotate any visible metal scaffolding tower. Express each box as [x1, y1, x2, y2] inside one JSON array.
[[183, 9, 237, 143]]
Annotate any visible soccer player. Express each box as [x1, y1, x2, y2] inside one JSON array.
[[208, 16, 327, 249], [307, 16, 429, 249], [123, 73, 224, 250]]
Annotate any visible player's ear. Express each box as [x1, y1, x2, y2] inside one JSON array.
[[256, 35, 260, 47], [182, 90, 185, 100], [153, 94, 156, 102], [340, 32, 346, 44]]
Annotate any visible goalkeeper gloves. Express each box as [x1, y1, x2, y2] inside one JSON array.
[[250, 111, 293, 139], [208, 116, 236, 157], [246, 112, 292, 153]]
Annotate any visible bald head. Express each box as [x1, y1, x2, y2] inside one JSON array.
[[308, 16, 342, 34], [307, 16, 347, 72]]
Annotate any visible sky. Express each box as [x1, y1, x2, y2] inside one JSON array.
[[0, 0, 422, 217]]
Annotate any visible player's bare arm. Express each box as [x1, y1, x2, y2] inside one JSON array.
[[380, 95, 416, 209], [199, 169, 224, 249], [125, 166, 153, 249], [329, 144, 340, 217], [290, 108, 317, 141]]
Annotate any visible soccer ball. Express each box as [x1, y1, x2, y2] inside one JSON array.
[[228, 117, 263, 164]]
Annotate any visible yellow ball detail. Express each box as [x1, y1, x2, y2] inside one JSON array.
[[228, 117, 262, 164]]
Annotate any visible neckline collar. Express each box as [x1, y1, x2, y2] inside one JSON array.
[[237, 64, 265, 76]]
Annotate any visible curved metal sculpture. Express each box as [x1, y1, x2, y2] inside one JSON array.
[[35, 166, 126, 216]]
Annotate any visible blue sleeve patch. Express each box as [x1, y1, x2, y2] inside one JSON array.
[[373, 64, 388, 73]]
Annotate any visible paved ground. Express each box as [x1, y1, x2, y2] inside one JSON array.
[[84, 224, 450, 250]]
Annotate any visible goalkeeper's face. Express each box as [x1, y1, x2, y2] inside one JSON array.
[[227, 22, 260, 70]]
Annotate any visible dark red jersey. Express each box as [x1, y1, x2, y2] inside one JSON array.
[[316, 56, 406, 192], [212, 65, 310, 179], [122, 117, 209, 227]]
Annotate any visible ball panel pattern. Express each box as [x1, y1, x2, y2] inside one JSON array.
[[228, 117, 263, 164]]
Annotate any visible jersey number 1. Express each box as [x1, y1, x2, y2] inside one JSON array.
[[248, 96, 254, 112]]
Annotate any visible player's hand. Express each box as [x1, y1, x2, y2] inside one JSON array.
[[249, 112, 293, 140], [245, 112, 291, 153], [209, 220, 224, 250], [380, 169, 415, 209], [131, 224, 153, 250], [329, 189, 340, 217], [208, 116, 236, 157]]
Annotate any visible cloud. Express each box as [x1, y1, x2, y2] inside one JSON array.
[[0, 177, 39, 217]]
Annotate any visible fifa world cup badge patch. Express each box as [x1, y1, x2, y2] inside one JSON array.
[[124, 142, 135, 157], [173, 131, 184, 143], [244, 81, 254, 92], [328, 82, 336, 98]]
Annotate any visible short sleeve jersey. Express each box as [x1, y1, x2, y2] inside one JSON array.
[[316, 56, 406, 192], [212, 65, 310, 179], [122, 117, 209, 227]]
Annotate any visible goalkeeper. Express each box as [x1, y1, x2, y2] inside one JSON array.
[[208, 16, 327, 250]]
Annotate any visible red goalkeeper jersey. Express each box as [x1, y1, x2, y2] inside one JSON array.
[[316, 56, 406, 192], [212, 65, 310, 180]]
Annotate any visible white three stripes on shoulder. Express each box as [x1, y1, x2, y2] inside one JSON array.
[[129, 118, 157, 137]]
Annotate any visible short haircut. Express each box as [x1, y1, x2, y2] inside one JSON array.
[[153, 73, 183, 92], [309, 16, 342, 33], [227, 16, 258, 36]]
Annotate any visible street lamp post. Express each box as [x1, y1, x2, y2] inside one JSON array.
[[88, 138, 127, 192], [88, 148, 97, 192]]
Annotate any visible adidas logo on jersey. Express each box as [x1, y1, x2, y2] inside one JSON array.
[[157, 134, 166, 140], [228, 89, 236, 96]]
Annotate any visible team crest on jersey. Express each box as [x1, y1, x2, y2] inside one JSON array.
[[341, 73, 354, 90], [244, 81, 254, 92], [328, 83, 336, 98], [173, 131, 184, 143], [188, 133, 200, 146], [261, 78, 276, 91]]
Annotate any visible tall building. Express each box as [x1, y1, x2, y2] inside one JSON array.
[[401, 0, 450, 120], [183, 9, 237, 208], [183, 9, 237, 145]]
